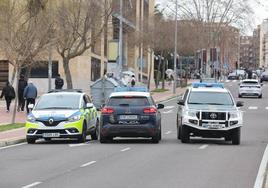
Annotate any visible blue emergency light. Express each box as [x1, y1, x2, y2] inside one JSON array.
[[114, 86, 148, 92], [192, 82, 224, 89]]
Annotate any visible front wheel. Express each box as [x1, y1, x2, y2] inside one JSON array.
[[177, 125, 181, 140], [27, 138, 36, 144], [77, 123, 87, 143], [231, 128, 241, 145], [91, 120, 99, 140], [259, 94, 262, 98], [181, 125, 190, 143]]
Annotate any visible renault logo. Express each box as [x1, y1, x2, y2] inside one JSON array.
[[210, 113, 217, 119], [48, 118, 54, 125]]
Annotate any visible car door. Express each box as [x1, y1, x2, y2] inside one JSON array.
[[85, 95, 97, 128], [82, 95, 91, 130], [177, 89, 189, 125]]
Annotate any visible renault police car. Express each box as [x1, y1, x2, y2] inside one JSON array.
[[238, 79, 262, 98], [177, 83, 243, 145], [25, 90, 99, 144], [99, 87, 164, 143]]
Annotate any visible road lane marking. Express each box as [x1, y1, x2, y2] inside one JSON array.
[[232, 80, 237, 82], [226, 80, 230, 83], [121, 147, 131, 152], [248, 106, 258, 110], [199, 144, 208, 149], [22, 182, 42, 188], [69, 143, 88, 147], [265, 107, 268, 110], [80, 161, 96, 168], [165, 131, 172, 135], [253, 144, 268, 188], [164, 106, 175, 109], [0, 143, 26, 150], [163, 110, 173, 114]]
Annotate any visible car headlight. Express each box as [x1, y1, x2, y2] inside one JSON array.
[[27, 115, 36, 123], [229, 111, 239, 119], [186, 110, 197, 118], [68, 115, 81, 122]]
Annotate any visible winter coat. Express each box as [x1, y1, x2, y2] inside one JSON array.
[[23, 83, 37, 99], [1, 85, 15, 99], [18, 79, 28, 94], [55, 77, 64, 89]]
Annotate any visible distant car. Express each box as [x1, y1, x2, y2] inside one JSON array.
[[228, 70, 247, 80], [99, 89, 164, 143], [25, 90, 99, 144], [227, 72, 239, 80], [238, 79, 262, 98], [260, 72, 268, 82]]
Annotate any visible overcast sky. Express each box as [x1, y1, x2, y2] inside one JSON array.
[[155, 0, 268, 33]]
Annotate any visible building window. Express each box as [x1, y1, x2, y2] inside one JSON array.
[[0, 60, 9, 90], [91, 57, 101, 81], [21, 61, 59, 78]]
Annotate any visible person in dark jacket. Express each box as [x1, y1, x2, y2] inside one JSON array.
[[55, 74, 64, 89], [23, 82, 37, 113], [0, 81, 15, 112], [18, 75, 28, 112]]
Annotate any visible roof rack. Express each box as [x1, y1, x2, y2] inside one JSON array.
[[192, 82, 224, 89], [48, 89, 83, 93], [114, 86, 148, 92]]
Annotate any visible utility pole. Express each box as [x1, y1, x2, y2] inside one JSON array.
[[48, 0, 52, 91], [173, 0, 178, 94], [118, 0, 123, 78]]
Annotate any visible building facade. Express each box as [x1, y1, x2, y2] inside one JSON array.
[[260, 19, 268, 69]]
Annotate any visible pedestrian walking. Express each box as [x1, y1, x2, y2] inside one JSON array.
[[55, 74, 64, 89], [18, 75, 27, 112], [0, 81, 15, 112], [130, 75, 136, 87], [23, 81, 37, 113]]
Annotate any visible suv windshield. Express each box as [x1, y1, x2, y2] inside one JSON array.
[[108, 96, 150, 106], [35, 94, 81, 110], [188, 91, 234, 106]]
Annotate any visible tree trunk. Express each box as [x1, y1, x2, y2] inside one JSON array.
[[10, 66, 16, 85], [63, 58, 73, 89], [161, 59, 166, 89], [25, 65, 32, 81], [11, 66, 20, 124], [147, 50, 153, 91]]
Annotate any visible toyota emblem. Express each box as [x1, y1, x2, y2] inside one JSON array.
[[48, 118, 54, 125], [210, 113, 217, 119]]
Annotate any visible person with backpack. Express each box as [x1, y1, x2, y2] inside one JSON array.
[[23, 82, 37, 114], [18, 74, 28, 112], [55, 74, 64, 89], [131, 75, 136, 87], [0, 81, 15, 112]]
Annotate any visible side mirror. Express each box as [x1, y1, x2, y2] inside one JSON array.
[[177, 99, 185, 106], [157, 104, 165, 109], [236, 101, 244, 107], [28, 104, 34, 110], [86, 103, 94, 109]]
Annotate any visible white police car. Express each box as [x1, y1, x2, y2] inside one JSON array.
[[177, 83, 244, 145]]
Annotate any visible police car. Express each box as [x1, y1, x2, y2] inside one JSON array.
[[25, 90, 99, 144], [238, 79, 262, 98], [177, 83, 243, 145], [99, 87, 164, 143]]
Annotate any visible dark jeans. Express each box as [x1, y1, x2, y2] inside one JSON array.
[[5, 97, 12, 111], [26, 98, 36, 113], [18, 94, 25, 111]]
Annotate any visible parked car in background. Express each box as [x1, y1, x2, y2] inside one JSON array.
[[260, 72, 268, 82], [228, 70, 247, 80]]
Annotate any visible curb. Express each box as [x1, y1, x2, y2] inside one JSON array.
[[0, 138, 26, 148]]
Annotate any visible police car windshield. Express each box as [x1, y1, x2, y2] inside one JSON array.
[[108, 96, 150, 106], [35, 94, 81, 110], [188, 92, 234, 106]]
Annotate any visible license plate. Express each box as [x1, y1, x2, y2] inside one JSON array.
[[43, 133, 60, 137], [202, 124, 222, 129], [120, 115, 138, 120]]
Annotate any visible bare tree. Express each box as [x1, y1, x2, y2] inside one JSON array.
[[0, 0, 53, 123], [54, 0, 112, 89]]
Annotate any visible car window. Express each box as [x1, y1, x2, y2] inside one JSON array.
[[242, 81, 258, 85], [187, 91, 234, 106], [108, 96, 150, 106], [35, 94, 81, 110]]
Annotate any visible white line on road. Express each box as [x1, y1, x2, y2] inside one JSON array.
[[163, 110, 173, 114], [0, 142, 26, 150], [229, 85, 233, 87], [265, 107, 268, 110], [164, 106, 175, 109], [232, 80, 237, 83], [121, 147, 131, 152], [226, 80, 230, 83], [80, 161, 96, 168], [199, 144, 209, 150], [253, 144, 268, 188], [69, 143, 88, 147], [165, 131, 172, 135], [22, 182, 42, 188], [248, 106, 258, 110]]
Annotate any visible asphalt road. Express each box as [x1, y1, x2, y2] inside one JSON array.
[[0, 80, 268, 188]]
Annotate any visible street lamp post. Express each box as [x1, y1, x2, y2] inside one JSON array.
[[173, 0, 178, 94], [118, 0, 123, 79]]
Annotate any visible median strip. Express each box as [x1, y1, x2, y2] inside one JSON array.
[[0, 123, 25, 132]]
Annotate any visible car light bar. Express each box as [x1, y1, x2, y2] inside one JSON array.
[[114, 86, 148, 92], [192, 82, 224, 88]]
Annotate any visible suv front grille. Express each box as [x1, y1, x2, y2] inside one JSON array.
[[197, 112, 227, 120]]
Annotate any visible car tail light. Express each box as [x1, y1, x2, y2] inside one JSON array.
[[101, 107, 114, 114], [143, 107, 157, 114]]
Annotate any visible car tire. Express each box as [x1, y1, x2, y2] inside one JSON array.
[[78, 123, 87, 143], [259, 94, 262, 98], [27, 138, 36, 144], [238, 94, 242, 98], [159, 125, 162, 141], [91, 120, 99, 140], [181, 125, 190, 143], [177, 125, 181, 140], [152, 130, 161, 143], [231, 128, 241, 145]]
